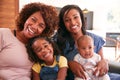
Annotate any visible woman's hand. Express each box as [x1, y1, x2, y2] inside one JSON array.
[[94, 59, 109, 76], [68, 61, 86, 79]]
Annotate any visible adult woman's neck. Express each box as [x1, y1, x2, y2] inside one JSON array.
[[16, 30, 28, 44], [72, 31, 83, 41]]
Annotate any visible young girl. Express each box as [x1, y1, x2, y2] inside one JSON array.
[[74, 35, 110, 80], [27, 36, 68, 80]]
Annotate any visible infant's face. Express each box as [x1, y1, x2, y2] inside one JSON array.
[[78, 39, 94, 59]]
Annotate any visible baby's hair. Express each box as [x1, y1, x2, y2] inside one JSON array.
[[77, 35, 94, 47], [26, 36, 61, 63]]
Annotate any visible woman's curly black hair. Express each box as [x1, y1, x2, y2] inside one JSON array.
[[26, 36, 61, 63], [16, 2, 59, 37]]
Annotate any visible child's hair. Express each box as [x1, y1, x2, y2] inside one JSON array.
[[77, 35, 94, 47], [26, 36, 61, 63]]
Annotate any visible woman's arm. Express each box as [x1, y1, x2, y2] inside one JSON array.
[[94, 47, 109, 76], [68, 61, 87, 79], [97, 47, 104, 59], [32, 70, 40, 80], [57, 67, 68, 80]]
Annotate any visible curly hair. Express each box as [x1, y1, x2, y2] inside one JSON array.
[[26, 36, 61, 63], [16, 2, 59, 37]]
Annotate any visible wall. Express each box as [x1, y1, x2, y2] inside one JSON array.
[[0, 0, 19, 29]]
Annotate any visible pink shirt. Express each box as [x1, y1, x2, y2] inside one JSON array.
[[0, 28, 33, 80]]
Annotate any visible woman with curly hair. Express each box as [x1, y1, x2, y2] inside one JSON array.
[[0, 2, 58, 80]]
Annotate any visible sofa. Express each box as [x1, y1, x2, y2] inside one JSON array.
[[108, 60, 120, 74]]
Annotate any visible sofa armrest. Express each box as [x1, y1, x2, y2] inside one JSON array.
[[108, 60, 120, 74]]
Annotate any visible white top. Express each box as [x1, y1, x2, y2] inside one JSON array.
[[74, 53, 101, 70]]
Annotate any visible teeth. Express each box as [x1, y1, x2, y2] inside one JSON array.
[[28, 27, 34, 34], [44, 53, 50, 58], [71, 26, 77, 29]]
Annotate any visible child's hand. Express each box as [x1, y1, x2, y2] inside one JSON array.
[[95, 70, 99, 77], [93, 59, 108, 77], [93, 67, 99, 77]]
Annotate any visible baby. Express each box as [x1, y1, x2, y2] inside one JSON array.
[[74, 35, 110, 80]]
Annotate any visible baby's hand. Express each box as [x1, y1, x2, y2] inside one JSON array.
[[95, 70, 99, 77], [93, 67, 99, 77]]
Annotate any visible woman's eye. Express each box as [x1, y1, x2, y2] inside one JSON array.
[[31, 17, 36, 22], [65, 19, 69, 22], [44, 44, 49, 48], [64, 18, 70, 22], [35, 48, 41, 53], [74, 16, 78, 19], [38, 24, 45, 29]]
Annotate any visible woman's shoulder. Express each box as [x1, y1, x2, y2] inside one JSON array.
[[86, 31, 100, 37], [0, 28, 13, 36], [0, 28, 11, 32], [86, 31, 104, 40]]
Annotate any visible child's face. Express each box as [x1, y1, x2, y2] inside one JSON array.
[[32, 39, 54, 63], [78, 39, 94, 59]]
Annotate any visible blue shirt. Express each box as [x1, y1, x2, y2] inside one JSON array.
[[63, 32, 105, 61]]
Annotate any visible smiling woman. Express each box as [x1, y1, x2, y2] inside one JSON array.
[[0, 2, 59, 80], [23, 11, 46, 38], [56, 4, 120, 80]]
